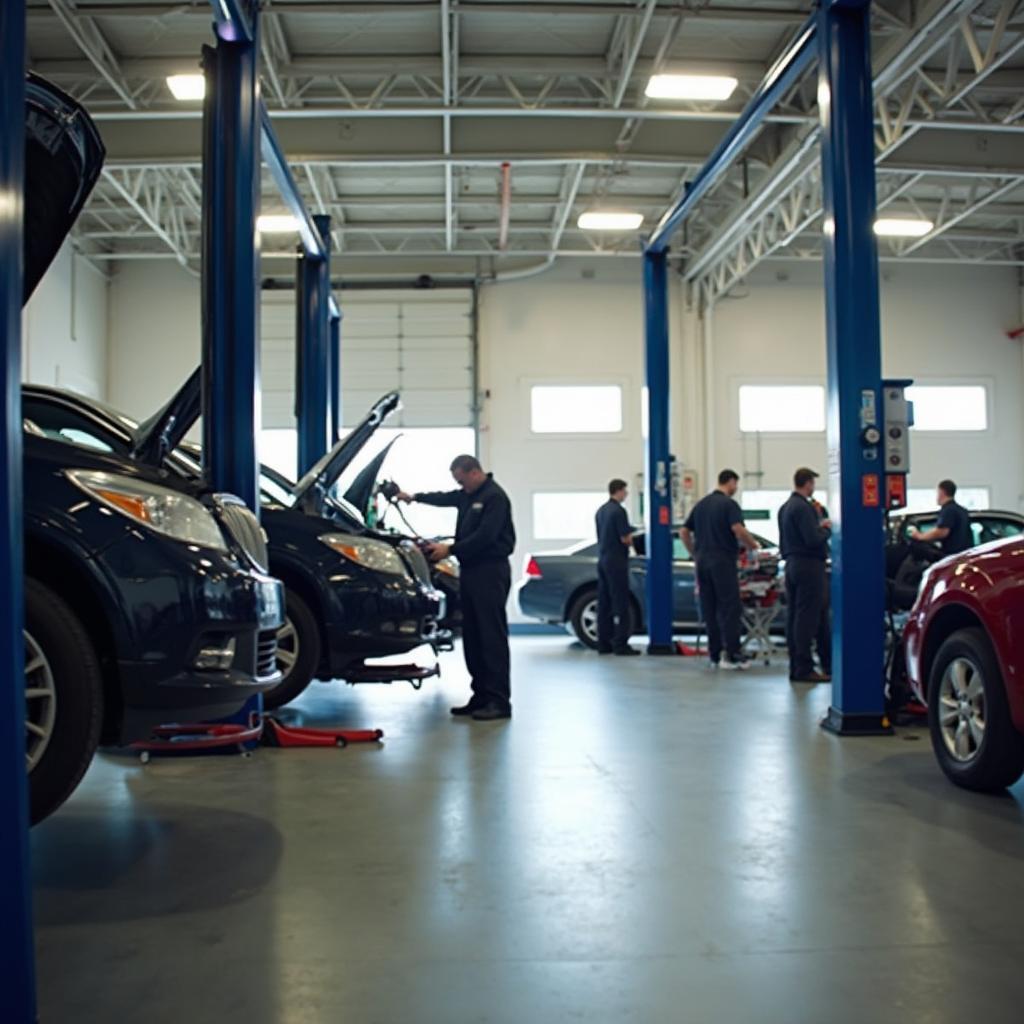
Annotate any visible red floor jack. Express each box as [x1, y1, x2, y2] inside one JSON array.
[[130, 714, 383, 762]]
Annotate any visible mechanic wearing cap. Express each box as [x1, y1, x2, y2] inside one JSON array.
[[398, 455, 516, 721], [909, 479, 973, 555], [681, 469, 761, 670], [595, 478, 639, 656], [778, 468, 832, 684]]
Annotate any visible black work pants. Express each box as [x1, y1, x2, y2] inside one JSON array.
[[785, 556, 827, 679], [597, 557, 632, 652], [459, 560, 512, 709], [696, 554, 742, 663], [815, 580, 832, 675]]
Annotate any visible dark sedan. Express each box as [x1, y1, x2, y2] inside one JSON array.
[[517, 533, 777, 648], [21, 384, 447, 709], [20, 74, 284, 824]]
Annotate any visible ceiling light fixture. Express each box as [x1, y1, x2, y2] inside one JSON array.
[[577, 211, 644, 231], [874, 218, 934, 238], [257, 214, 301, 233], [166, 74, 206, 101], [645, 74, 738, 101]]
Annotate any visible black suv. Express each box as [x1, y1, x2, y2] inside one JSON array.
[[22, 384, 449, 710], [21, 76, 284, 823]]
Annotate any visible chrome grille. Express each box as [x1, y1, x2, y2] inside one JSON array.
[[214, 495, 269, 572], [400, 541, 432, 586], [256, 630, 278, 681]]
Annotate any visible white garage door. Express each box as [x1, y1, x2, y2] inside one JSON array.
[[259, 287, 475, 430]]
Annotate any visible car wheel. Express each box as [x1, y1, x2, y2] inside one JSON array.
[[568, 590, 600, 649], [263, 590, 322, 710], [25, 578, 104, 825], [928, 627, 1024, 792]]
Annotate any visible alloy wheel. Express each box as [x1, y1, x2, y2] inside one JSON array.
[[276, 616, 299, 676], [24, 630, 58, 772], [581, 600, 598, 644], [938, 656, 986, 763]]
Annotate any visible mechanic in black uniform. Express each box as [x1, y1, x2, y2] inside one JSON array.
[[595, 479, 639, 656], [681, 469, 761, 671], [909, 479, 973, 555], [398, 456, 516, 721], [778, 468, 832, 683]]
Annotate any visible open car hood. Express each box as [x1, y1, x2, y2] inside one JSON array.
[[133, 367, 202, 466], [343, 436, 400, 519], [23, 74, 106, 303], [294, 392, 401, 515]]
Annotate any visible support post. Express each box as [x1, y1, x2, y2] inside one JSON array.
[[200, 2, 261, 513], [643, 249, 675, 655], [295, 214, 332, 475], [818, 0, 890, 735], [329, 311, 342, 445], [0, 0, 37, 1017]]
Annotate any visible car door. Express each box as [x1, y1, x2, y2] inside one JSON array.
[[672, 535, 699, 626]]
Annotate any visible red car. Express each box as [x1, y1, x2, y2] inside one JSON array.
[[904, 536, 1024, 791]]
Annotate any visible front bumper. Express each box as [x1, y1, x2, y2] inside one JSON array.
[[323, 575, 445, 673], [98, 532, 285, 740]]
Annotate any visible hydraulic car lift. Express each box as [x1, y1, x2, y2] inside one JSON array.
[[131, 715, 384, 761]]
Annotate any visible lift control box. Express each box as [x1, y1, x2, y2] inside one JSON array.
[[882, 379, 914, 510]]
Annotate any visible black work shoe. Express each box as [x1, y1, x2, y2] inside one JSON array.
[[614, 647, 641, 657], [450, 701, 483, 717], [597, 647, 614, 656], [471, 703, 512, 721]]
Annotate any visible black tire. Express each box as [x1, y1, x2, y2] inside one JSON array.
[[263, 589, 321, 710], [927, 627, 1024, 792], [25, 578, 104, 825], [567, 589, 639, 650]]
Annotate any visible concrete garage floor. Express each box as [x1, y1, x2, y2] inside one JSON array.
[[32, 637, 1024, 1024]]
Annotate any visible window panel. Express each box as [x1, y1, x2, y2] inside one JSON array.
[[739, 385, 825, 433], [530, 386, 623, 434], [906, 385, 987, 431], [533, 492, 608, 541]]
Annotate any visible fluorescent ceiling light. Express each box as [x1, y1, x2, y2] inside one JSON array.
[[874, 218, 934, 238], [577, 211, 643, 231], [166, 74, 205, 101], [257, 214, 301, 233], [645, 74, 738, 101]]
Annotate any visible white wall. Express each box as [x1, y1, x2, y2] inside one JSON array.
[[477, 259, 684, 620], [23, 242, 108, 399], [709, 262, 1024, 514], [107, 259, 201, 419]]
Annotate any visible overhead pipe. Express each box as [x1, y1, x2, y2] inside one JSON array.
[[497, 161, 512, 251], [645, 14, 818, 253]]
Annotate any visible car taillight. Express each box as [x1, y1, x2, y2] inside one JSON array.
[[525, 557, 542, 579]]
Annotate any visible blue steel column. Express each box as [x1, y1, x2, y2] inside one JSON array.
[[295, 214, 331, 475], [329, 311, 342, 444], [643, 250, 675, 655], [200, 2, 261, 513], [1, 0, 37, 1017], [818, 0, 890, 734]]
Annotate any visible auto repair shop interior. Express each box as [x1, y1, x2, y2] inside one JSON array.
[[5, 1, 1024, 1022]]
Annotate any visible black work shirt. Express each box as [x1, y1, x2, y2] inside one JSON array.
[[416, 474, 516, 568], [936, 501, 972, 555], [683, 490, 743, 560], [596, 499, 632, 563], [779, 492, 831, 561]]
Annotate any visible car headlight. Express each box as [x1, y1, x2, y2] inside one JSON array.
[[68, 470, 228, 551], [320, 533, 411, 578], [434, 557, 460, 579]]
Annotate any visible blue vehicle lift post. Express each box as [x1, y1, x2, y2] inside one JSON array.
[[296, 214, 332, 475], [818, 0, 889, 734], [330, 311, 342, 445], [201, 0, 262, 513], [643, 4, 887, 725], [642, 249, 675, 654], [1, 1, 37, 1017]]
